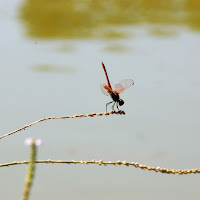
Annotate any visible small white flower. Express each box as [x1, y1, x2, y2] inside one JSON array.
[[24, 138, 33, 146], [35, 139, 43, 146], [24, 138, 43, 146]]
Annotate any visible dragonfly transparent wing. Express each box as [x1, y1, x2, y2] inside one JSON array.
[[114, 79, 134, 94], [100, 84, 110, 96]]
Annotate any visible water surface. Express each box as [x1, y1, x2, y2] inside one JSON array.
[[0, 1, 200, 200]]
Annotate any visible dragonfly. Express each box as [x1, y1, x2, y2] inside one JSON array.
[[100, 62, 134, 112]]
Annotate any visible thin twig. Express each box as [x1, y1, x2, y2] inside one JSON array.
[[0, 110, 125, 140], [1, 159, 199, 175]]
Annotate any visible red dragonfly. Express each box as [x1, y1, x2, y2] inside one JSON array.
[[101, 62, 134, 112]]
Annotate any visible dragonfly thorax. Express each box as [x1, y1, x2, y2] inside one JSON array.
[[110, 93, 124, 106], [110, 92, 120, 102]]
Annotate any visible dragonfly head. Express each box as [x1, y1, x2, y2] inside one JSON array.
[[118, 99, 124, 106]]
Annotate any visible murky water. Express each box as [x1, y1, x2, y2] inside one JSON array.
[[0, 0, 200, 200]]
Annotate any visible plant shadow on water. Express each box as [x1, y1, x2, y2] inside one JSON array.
[[31, 65, 76, 74], [20, 0, 200, 40]]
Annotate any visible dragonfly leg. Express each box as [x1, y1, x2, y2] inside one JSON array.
[[106, 101, 113, 112], [116, 102, 119, 111], [111, 101, 116, 111]]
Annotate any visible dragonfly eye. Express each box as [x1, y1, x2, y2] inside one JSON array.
[[119, 99, 124, 106]]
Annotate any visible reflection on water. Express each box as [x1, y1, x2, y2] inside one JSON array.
[[20, 0, 200, 39], [31, 65, 76, 73], [149, 26, 178, 37], [56, 44, 76, 52], [103, 44, 131, 53]]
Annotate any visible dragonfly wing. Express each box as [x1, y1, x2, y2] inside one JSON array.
[[114, 79, 134, 94], [100, 84, 110, 96], [114, 84, 124, 94]]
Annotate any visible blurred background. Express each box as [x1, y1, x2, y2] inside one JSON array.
[[0, 0, 200, 199]]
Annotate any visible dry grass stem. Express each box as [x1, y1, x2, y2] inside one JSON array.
[[1, 159, 199, 175], [0, 110, 125, 140]]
